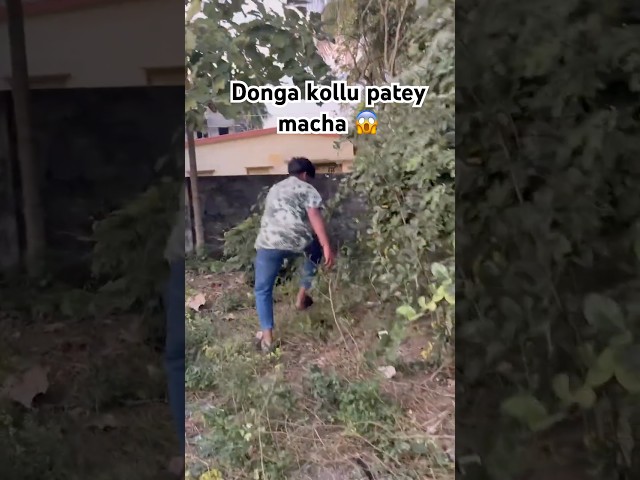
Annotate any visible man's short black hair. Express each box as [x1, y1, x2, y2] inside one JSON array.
[[288, 157, 316, 178]]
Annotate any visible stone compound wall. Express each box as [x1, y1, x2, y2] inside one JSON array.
[[2, 84, 363, 272], [0, 87, 183, 274], [188, 174, 367, 256]]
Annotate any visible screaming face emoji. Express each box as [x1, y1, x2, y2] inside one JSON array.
[[356, 110, 377, 135]]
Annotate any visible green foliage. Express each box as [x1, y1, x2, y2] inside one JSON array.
[[90, 179, 179, 313], [396, 261, 455, 322], [307, 367, 398, 431], [306, 367, 448, 469], [0, 411, 72, 480], [6, 177, 182, 319], [456, 0, 640, 477], [322, 0, 418, 83], [185, 0, 331, 129], [341, 0, 454, 341], [221, 212, 261, 272], [185, 328, 258, 395], [195, 391, 294, 479], [185, 308, 295, 478], [499, 295, 640, 418]]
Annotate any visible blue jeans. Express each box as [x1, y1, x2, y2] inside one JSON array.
[[165, 260, 185, 452], [254, 239, 322, 331]]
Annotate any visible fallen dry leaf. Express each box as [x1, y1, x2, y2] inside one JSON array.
[[378, 365, 397, 379], [187, 293, 206, 311], [2, 365, 49, 408]]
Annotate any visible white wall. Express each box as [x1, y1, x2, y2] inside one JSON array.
[[0, 0, 183, 89], [185, 131, 354, 176]]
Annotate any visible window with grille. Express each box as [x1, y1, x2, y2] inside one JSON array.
[[246, 167, 273, 175], [316, 163, 341, 174]]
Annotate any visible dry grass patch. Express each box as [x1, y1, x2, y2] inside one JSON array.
[[185, 270, 454, 480]]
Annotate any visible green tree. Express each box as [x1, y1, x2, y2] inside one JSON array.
[[184, 0, 331, 252], [456, 1, 640, 478], [320, 0, 417, 84]]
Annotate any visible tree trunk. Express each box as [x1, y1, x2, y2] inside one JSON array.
[[186, 127, 205, 253], [0, 97, 21, 271], [6, 0, 46, 276]]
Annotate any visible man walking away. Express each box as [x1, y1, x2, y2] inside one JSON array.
[[254, 157, 335, 353]]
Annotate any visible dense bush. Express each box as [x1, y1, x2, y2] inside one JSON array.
[[456, 1, 640, 477], [343, 1, 454, 338], [90, 179, 180, 313]]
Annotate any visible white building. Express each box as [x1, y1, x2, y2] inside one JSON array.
[[0, 0, 183, 271], [0, 0, 183, 90]]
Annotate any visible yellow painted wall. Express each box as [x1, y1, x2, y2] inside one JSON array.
[[186, 132, 355, 176], [0, 0, 183, 90]]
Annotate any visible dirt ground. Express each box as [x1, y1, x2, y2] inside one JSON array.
[[184, 270, 454, 480], [0, 299, 178, 479]]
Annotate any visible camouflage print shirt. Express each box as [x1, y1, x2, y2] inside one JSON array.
[[255, 176, 323, 252]]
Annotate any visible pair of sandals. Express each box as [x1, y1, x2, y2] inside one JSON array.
[[254, 294, 314, 353]]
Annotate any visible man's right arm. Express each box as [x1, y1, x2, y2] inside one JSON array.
[[307, 207, 335, 268]]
